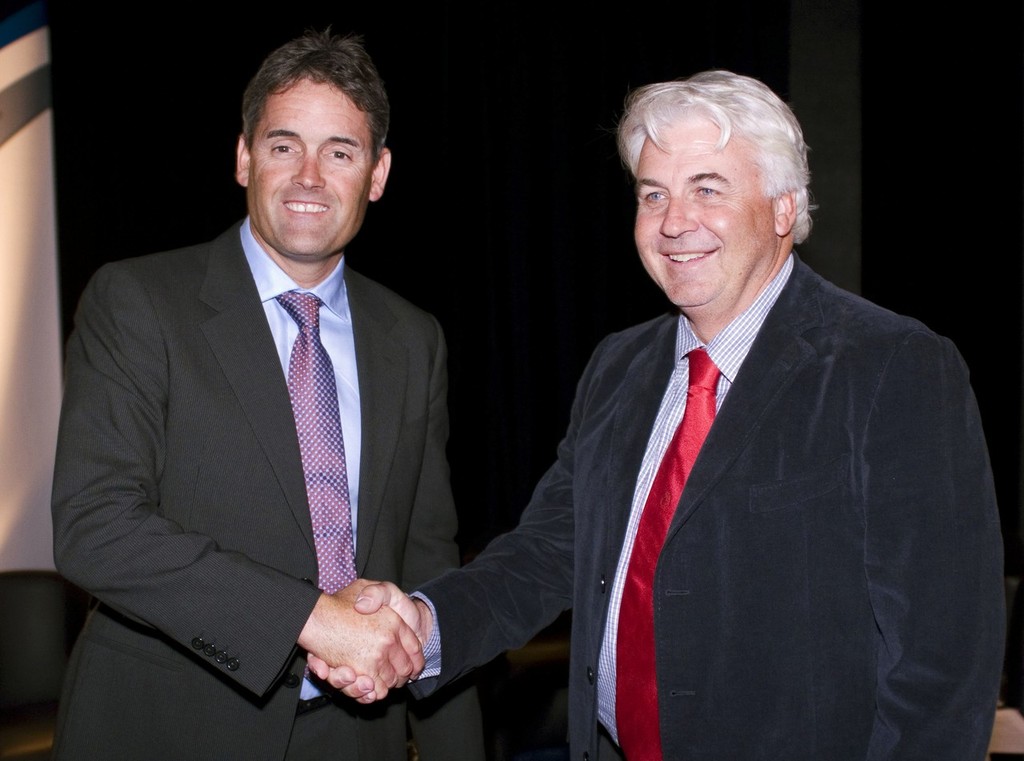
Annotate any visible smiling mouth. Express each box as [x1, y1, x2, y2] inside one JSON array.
[[284, 202, 329, 213], [667, 252, 710, 262]]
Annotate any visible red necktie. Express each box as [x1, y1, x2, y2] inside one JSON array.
[[277, 291, 357, 595], [615, 347, 721, 761]]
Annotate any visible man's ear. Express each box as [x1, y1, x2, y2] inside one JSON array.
[[368, 147, 392, 202], [235, 135, 251, 188], [773, 191, 797, 237]]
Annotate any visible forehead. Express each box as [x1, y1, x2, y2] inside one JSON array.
[[257, 79, 372, 144], [638, 116, 757, 181]]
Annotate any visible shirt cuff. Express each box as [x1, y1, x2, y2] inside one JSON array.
[[411, 591, 441, 679]]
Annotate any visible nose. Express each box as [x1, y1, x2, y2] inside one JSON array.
[[660, 197, 699, 237], [293, 153, 325, 190]]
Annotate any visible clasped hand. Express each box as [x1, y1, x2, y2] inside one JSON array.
[[301, 579, 429, 704]]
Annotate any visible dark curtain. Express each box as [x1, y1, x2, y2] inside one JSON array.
[[47, 2, 791, 553], [47, 2, 1023, 568], [859, 4, 1024, 572]]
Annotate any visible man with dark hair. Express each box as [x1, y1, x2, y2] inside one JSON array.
[[50, 28, 483, 761]]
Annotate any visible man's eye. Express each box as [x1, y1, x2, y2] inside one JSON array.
[[329, 150, 351, 161], [697, 187, 717, 197], [271, 145, 293, 154], [643, 191, 666, 203]]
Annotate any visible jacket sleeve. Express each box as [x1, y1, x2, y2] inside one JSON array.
[[411, 328, 593, 692], [51, 262, 320, 697]]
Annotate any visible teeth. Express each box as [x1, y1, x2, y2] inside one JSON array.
[[668, 253, 706, 262], [285, 202, 328, 213]]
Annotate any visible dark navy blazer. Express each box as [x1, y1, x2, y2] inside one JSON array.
[[417, 255, 1005, 760]]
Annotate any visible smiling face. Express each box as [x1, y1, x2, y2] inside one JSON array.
[[633, 116, 796, 342], [236, 78, 391, 287]]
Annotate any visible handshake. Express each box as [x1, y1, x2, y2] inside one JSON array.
[[297, 579, 432, 704]]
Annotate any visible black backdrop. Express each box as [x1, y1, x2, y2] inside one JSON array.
[[41, 2, 1024, 568]]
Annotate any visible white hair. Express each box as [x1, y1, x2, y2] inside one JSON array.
[[616, 70, 815, 243]]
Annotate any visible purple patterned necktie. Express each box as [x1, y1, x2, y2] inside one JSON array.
[[277, 291, 356, 594]]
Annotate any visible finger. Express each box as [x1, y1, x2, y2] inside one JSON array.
[[306, 654, 330, 680], [325, 667, 363, 691], [398, 622, 425, 665], [353, 582, 391, 614], [384, 640, 416, 682], [328, 665, 357, 687], [342, 684, 378, 702], [342, 680, 378, 700], [375, 657, 398, 688]]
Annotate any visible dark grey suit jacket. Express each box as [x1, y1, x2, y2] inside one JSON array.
[[51, 222, 483, 761], [416, 255, 1005, 760]]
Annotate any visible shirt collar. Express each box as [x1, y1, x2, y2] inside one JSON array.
[[239, 216, 350, 321], [674, 253, 794, 382]]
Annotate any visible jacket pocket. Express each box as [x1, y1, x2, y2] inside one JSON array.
[[748, 455, 848, 514]]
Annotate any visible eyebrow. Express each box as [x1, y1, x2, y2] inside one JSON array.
[[264, 129, 362, 149], [636, 171, 731, 189], [689, 172, 730, 185]]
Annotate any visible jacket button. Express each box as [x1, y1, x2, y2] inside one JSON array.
[[214, 650, 228, 664], [586, 666, 594, 684], [226, 658, 241, 671], [599, 575, 606, 593], [284, 673, 301, 688], [191, 637, 204, 650], [583, 753, 589, 761], [203, 644, 217, 657]]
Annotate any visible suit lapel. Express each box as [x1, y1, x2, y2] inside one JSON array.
[[345, 269, 406, 574], [668, 258, 825, 533], [602, 316, 680, 563], [197, 225, 315, 554]]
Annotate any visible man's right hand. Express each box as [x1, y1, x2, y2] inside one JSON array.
[[354, 580, 433, 644], [298, 580, 425, 702], [306, 579, 434, 702]]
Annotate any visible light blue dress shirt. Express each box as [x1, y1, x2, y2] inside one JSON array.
[[239, 218, 361, 699]]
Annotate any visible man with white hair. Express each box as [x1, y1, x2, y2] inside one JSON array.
[[325, 69, 1006, 760]]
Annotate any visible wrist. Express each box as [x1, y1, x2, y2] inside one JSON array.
[[297, 592, 329, 651], [413, 596, 434, 643]]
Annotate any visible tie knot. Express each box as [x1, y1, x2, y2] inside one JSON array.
[[277, 291, 322, 332], [687, 348, 720, 392]]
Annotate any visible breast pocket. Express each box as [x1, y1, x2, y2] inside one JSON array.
[[748, 455, 849, 514]]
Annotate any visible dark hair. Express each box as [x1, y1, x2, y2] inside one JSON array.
[[241, 28, 390, 159]]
